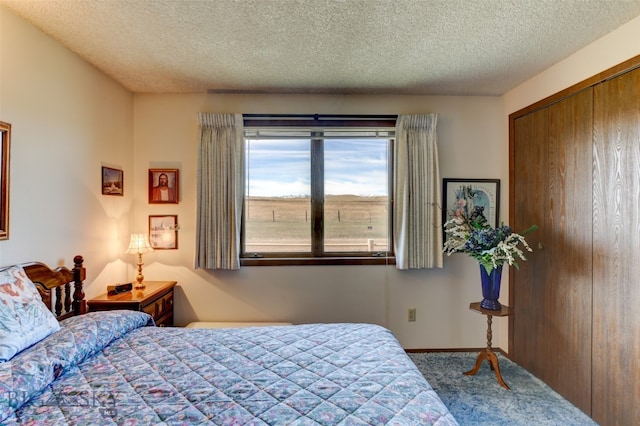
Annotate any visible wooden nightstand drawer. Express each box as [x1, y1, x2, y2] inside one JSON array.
[[142, 291, 173, 325], [88, 281, 177, 326]]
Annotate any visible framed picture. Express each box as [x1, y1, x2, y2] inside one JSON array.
[[149, 168, 178, 204], [0, 121, 10, 240], [442, 178, 500, 231], [101, 166, 124, 196], [149, 215, 178, 250]]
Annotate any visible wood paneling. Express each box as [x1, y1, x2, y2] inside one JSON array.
[[544, 89, 593, 412], [592, 66, 640, 426], [511, 88, 593, 413], [510, 58, 640, 425], [511, 106, 548, 373]]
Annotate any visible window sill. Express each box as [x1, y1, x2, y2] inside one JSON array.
[[240, 256, 396, 267]]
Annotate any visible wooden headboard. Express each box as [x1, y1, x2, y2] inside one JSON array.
[[23, 255, 86, 320]]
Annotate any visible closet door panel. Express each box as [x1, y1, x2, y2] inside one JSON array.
[[544, 89, 593, 413], [512, 89, 593, 414], [592, 67, 640, 426], [512, 109, 548, 372]]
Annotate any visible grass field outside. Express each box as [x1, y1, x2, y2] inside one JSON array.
[[244, 195, 390, 252]]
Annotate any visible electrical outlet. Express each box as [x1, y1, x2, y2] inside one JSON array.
[[408, 308, 416, 322]]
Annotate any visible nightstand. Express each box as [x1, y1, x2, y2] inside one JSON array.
[[87, 281, 177, 326]]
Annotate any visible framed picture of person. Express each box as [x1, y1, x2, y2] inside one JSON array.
[[149, 215, 178, 249], [148, 168, 178, 204]]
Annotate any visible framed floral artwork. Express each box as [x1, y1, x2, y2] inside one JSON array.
[[442, 178, 500, 235], [148, 169, 178, 204], [101, 166, 123, 196], [149, 215, 178, 249]]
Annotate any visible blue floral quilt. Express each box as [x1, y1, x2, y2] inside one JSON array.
[[0, 311, 458, 425]]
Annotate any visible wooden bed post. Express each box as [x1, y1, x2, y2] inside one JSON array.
[[73, 255, 86, 315]]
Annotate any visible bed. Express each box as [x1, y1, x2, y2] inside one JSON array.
[[0, 256, 458, 425]]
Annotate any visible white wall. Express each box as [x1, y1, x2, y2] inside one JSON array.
[[0, 7, 134, 298], [133, 93, 506, 349], [1, 4, 506, 350], [4, 4, 638, 350], [129, 14, 640, 349]]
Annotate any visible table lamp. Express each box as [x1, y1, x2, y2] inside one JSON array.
[[125, 233, 153, 289]]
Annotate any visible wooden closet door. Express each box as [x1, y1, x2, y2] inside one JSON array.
[[511, 88, 593, 414], [511, 107, 549, 368], [592, 66, 640, 426]]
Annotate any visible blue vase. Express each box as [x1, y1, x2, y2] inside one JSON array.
[[479, 264, 503, 310]]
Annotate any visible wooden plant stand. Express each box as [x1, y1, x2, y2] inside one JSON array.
[[464, 302, 511, 389]]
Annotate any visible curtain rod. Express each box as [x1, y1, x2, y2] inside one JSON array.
[[242, 114, 398, 120], [243, 114, 398, 119], [243, 114, 397, 128]]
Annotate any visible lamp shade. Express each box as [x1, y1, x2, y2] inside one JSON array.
[[125, 233, 153, 255]]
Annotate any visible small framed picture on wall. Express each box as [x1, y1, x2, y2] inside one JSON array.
[[101, 166, 123, 196], [148, 168, 178, 204], [149, 215, 178, 250]]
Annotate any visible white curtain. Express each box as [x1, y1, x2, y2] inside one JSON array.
[[394, 114, 443, 269], [195, 113, 244, 270]]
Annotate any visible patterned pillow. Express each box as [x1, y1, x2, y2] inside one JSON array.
[[0, 265, 60, 362]]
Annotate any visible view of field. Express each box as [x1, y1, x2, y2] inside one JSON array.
[[244, 195, 389, 253]]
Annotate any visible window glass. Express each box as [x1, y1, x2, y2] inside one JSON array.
[[244, 138, 311, 253], [324, 139, 389, 253], [243, 123, 394, 260]]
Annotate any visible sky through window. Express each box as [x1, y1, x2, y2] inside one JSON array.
[[246, 139, 388, 197]]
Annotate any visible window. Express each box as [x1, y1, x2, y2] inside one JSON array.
[[241, 115, 396, 265]]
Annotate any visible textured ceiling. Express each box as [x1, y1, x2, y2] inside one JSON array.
[[3, 0, 640, 95]]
